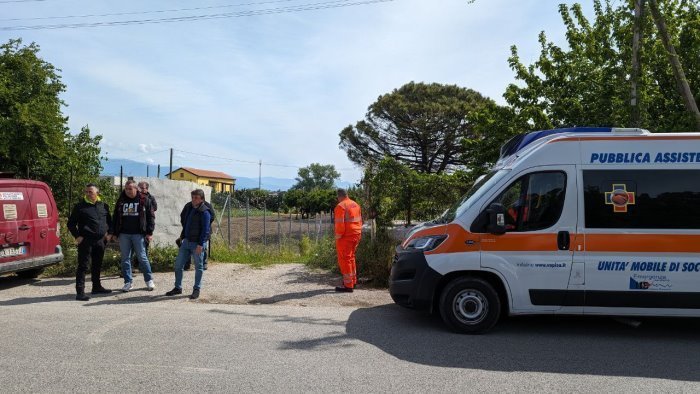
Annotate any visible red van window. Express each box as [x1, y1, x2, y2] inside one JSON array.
[[26, 186, 54, 220], [0, 187, 30, 223]]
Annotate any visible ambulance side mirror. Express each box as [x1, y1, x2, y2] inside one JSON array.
[[486, 203, 507, 235]]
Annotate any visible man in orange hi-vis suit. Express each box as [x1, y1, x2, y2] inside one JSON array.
[[334, 188, 362, 293]]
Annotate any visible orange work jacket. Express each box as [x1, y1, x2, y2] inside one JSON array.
[[334, 197, 362, 236]]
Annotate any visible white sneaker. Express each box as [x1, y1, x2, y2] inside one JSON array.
[[121, 282, 133, 292], [146, 280, 155, 291]]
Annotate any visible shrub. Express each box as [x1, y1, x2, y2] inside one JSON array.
[[306, 231, 398, 286]]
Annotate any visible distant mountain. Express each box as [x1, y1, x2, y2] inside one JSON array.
[[101, 158, 163, 177], [101, 158, 355, 191]]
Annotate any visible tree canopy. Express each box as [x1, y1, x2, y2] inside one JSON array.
[[339, 82, 496, 174], [505, 0, 700, 132], [0, 39, 107, 212], [292, 163, 340, 191]]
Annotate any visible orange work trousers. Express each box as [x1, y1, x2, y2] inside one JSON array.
[[336, 234, 361, 289]]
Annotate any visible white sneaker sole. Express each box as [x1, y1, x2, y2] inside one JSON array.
[[121, 284, 133, 292]]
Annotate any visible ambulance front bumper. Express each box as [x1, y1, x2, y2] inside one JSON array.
[[389, 247, 443, 313]]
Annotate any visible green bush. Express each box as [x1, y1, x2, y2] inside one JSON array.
[[306, 232, 398, 286], [298, 235, 312, 256], [147, 245, 179, 272]]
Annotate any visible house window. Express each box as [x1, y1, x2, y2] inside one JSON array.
[[180, 173, 184, 178]]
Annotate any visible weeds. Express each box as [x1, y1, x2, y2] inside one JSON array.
[[306, 232, 398, 286], [45, 220, 399, 288]]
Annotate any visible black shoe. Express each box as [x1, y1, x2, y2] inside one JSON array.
[[91, 286, 112, 294], [76, 294, 90, 301], [335, 286, 354, 293], [203, 264, 208, 271], [190, 289, 200, 299], [165, 287, 183, 296]]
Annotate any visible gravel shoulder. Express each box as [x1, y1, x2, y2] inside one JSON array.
[[0, 263, 393, 307]]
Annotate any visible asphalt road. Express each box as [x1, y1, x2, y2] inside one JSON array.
[[1, 276, 700, 392]]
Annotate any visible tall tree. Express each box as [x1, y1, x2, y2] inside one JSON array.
[[340, 82, 494, 174], [0, 39, 68, 177], [506, 0, 700, 132], [292, 163, 340, 191], [0, 39, 107, 212], [648, 0, 700, 128]]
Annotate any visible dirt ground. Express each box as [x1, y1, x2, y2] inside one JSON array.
[[0, 263, 394, 308]]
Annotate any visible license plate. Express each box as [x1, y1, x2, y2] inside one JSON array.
[[0, 246, 26, 258]]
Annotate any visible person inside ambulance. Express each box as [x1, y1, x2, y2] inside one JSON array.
[[497, 181, 526, 231]]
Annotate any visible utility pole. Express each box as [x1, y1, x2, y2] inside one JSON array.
[[157, 164, 161, 178], [146, 165, 149, 177], [258, 160, 262, 190], [169, 148, 173, 180], [631, 0, 644, 127], [648, 0, 700, 129]]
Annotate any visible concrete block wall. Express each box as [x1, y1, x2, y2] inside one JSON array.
[[116, 177, 212, 247]]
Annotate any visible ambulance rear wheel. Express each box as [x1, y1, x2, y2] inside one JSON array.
[[439, 277, 501, 334]]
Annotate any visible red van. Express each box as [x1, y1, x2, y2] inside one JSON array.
[[0, 179, 63, 278]]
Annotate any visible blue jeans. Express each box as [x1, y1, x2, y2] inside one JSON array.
[[175, 239, 204, 290], [119, 233, 153, 284]]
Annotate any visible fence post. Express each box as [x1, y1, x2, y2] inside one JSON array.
[[263, 203, 267, 247], [227, 194, 231, 248], [288, 213, 292, 246], [245, 197, 250, 247], [315, 216, 320, 244], [277, 210, 281, 254], [299, 214, 302, 240], [307, 217, 311, 237]]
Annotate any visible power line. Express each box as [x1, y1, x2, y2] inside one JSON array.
[[0, 0, 396, 31], [174, 149, 261, 165], [0, 0, 303, 22], [105, 148, 170, 162], [0, 0, 50, 4], [173, 148, 358, 171]]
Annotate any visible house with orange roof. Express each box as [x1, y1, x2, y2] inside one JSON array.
[[166, 167, 235, 193]]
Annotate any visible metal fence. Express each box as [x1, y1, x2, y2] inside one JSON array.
[[211, 195, 336, 250]]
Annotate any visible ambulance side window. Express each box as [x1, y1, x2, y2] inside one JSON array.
[[583, 169, 700, 229], [491, 171, 567, 232]]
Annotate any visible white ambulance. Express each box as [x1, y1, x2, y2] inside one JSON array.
[[389, 127, 700, 333]]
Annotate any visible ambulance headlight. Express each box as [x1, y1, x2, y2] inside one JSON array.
[[406, 235, 447, 252]]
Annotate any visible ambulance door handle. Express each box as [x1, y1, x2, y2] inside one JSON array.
[[18, 224, 30, 231], [557, 231, 570, 250]]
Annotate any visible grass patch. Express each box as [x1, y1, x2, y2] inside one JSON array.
[[45, 220, 397, 288], [210, 239, 308, 268]]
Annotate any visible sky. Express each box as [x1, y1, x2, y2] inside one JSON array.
[[1, 0, 595, 184]]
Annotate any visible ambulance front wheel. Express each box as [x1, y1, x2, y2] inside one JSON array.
[[439, 277, 501, 334]]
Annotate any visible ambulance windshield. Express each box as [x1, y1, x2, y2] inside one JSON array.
[[436, 170, 507, 223]]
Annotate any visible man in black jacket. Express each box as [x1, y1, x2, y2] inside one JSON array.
[[183, 200, 214, 271], [67, 183, 112, 301], [131, 181, 158, 267], [166, 189, 211, 300], [111, 180, 156, 292]]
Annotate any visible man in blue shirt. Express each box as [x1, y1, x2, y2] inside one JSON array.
[[166, 189, 211, 300]]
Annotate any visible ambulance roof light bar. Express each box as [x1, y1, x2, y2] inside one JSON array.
[[499, 127, 651, 160]]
